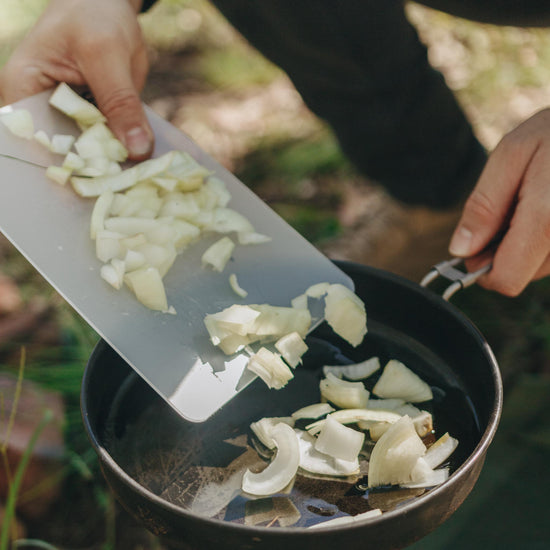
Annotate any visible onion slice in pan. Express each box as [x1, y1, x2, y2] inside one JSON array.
[[242, 423, 300, 496]]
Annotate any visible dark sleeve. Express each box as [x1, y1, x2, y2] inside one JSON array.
[[140, 0, 158, 12]]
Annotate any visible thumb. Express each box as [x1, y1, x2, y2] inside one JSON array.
[[449, 133, 536, 258], [81, 49, 153, 160]]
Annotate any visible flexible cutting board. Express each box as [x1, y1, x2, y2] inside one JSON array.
[[0, 90, 353, 422]]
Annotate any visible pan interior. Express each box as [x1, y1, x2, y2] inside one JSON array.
[[103, 318, 481, 529]]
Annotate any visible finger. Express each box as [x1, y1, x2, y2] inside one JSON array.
[[77, 37, 153, 160], [470, 145, 550, 295], [449, 118, 543, 259]]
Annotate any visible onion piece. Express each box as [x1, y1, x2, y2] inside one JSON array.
[[367, 415, 427, 488], [100, 258, 125, 290], [123, 266, 168, 312], [323, 357, 380, 381], [50, 134, 76, 155], [90, 190, 114, 240], [319, 373, 369, 409], [49, 82, 106, 126], [306, 408, 401, 436], [45, 165, 72, 186], [372, 359, 433, 403], [246, 347, 294, 389], [423, 432, 458, 469], [291, 403, 335, 420], [315, 415, 365, 462], [250, 417, 295, 449], [324, 283, 367, 347], [34, 129, 51, 149], [274, 332, 308, 368], [201, 236, 235, 272], [0, 108, 35, 139], [229, 273, 248, 298], [308, 508, 382, 529], [237, 231, 272, 245], [402, 457, 450, 488], [296, 430, 359, 476], [242, 423, 300, 496]]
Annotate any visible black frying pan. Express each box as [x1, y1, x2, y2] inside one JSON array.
[[81, 261, 502, 549]]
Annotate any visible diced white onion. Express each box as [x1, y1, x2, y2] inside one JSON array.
[[201, 236, 235, 272], [0, 108, 35, 139]]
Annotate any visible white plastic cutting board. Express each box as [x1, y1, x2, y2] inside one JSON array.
[[0, 90, 353, 422]]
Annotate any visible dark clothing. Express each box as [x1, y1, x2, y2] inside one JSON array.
[[143, 1, 550, 208]]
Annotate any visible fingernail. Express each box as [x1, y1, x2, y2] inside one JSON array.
[[449, 227, 473, 257], [124, 126, 152, 157]]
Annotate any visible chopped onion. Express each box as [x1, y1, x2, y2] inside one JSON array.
[[201, 236, 235, 272], [49, 83, 106, 126], [367, 416, 427, 488], [423, 432, 458, 469], [45, 165, 72, 186], [237, 231, 272, 245], [34, 129, 51, 148], [315, 415, 365, 462], [246, 347, 294, 389], [296, 430, 359, 476], [372, 360, 433, 403], [123, 266, 169, 312], [275, 332, 308, 368], [90, 190, 115, 240], [319, 373, 369, 409], [250, 417, 295, 449], [324, 283, 367, 347], [50, 134, 76, 155], [291, 403, 335, 420], [229, 273, 248, 298], [306, 408, 401, 436], [242, 423, 300, 496], [402, 457, 450, 488], [0, 108, 34, 139], [323, 357, 380, 381]]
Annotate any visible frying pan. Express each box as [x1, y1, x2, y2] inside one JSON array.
[[81, 260, 502, 549]]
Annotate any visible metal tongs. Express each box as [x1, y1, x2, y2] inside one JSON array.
[[420, 258, 491, 301]]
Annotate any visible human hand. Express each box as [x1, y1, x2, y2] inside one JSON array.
[[449, 108, 550, 296], [0, 0, 154, 160]]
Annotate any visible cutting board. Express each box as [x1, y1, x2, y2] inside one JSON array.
[[0, 90, 353, 422]]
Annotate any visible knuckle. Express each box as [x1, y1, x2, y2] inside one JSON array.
[[464, 188, 497, 224], [100, 88, 141, 119]]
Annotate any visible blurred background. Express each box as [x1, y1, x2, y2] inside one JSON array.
[[1, 0, 550, 548]]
